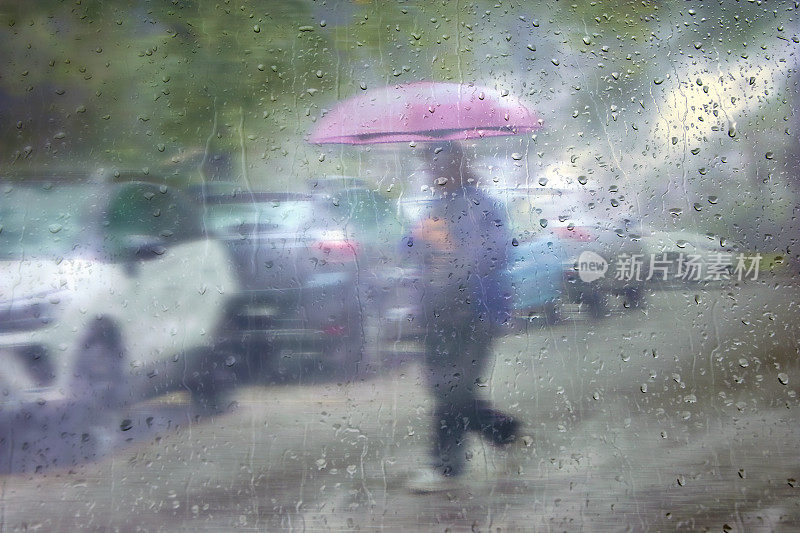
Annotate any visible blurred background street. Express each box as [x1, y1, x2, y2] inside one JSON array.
[[2, 278, 798, 531]]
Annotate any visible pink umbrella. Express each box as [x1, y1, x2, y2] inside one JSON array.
[[309, 81, 542, 145]]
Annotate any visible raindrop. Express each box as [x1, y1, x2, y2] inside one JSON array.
[[53, 132, 66, 139], [778, 373, 789, 385], [316, 70, 323, 78], [708, 195, 718, 204], [157, 143, 166, 152], [582, 36, 591, 45], [654, 78, 664, 85], [577, 175, 588, 185], [253, 24, 260, 33], [551, 58, 560, 66], [765, 151, 774, 160], [119, 419, 133, 431], [511, 152, 523, 160], [48, 224, 62, 234], [738, 358, 749, 368], [676, 240, 688, 249], [225, 355, 236, 367], [478, 92, 485, 100], [538, 176, 548, 186], [640, 384, 648, 393], [727, 123, 737, 138], [671, 136, 678, 145], [693, 203, 703, 212], [539, 219, 548, 228], [511, 238, 519, 247], [610, 198, 620, 207]]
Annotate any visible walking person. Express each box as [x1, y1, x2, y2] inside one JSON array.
[[405, 142, 520, 493]]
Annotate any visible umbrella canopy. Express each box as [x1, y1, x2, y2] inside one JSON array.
[[309, 81, 542, 145]]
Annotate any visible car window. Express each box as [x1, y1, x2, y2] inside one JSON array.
[[105, 182, 201, 244]]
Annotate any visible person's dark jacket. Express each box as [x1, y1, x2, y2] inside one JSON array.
[[402, 186, 512, 327]]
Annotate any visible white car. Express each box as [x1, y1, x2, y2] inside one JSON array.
[[0, 179, 239, 413], [638, 229, 739, 286]]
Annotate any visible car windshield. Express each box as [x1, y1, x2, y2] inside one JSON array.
[[0, 183, 97, 260]]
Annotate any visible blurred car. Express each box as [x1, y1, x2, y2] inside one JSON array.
[[638, 229, 739, 287], [498, 187, 647, 317], [0, 178, 239, 413], [197, 181, 405, 376]]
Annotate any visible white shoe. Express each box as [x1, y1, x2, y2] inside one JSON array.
[[406, 468, 462, 493]]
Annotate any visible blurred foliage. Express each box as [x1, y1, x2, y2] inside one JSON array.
[[0, 0, 797, 249]]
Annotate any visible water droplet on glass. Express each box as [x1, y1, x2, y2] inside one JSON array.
[[577, 175, 588, 185], [539, 219, 548, 228], [511, 152, 523, 160], [708, 195, 718, 204], [538, 177, 548, 186], [49, 224, 62, 234], [551, 58, 560, 66], [654, 78, 664, 85], [253, 24, 260, 33], [765, 151, 774, 160], [511, 238, 519, 247], [582, 36, 591, 45], [778, 373, 789, 385]]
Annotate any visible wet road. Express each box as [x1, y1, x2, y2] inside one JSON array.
[[1, 278, 799, 531]]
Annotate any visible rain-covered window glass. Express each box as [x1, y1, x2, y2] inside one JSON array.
[[1, 1, 798, 530]]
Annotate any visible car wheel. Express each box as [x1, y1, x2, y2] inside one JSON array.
[[186, 348, 237, 415], [71, 317, 127, 410], [582, 290, 609, 319]]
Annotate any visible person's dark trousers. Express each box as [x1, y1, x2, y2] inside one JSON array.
[[423, 313, 518, 477]]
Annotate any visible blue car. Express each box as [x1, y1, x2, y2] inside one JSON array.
[[509, 235, 565, 324]]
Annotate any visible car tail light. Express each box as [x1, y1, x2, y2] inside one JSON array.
[[552, 226, 597, 242], [322, 325, 348, 336], [314, 230, 359, 259]]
